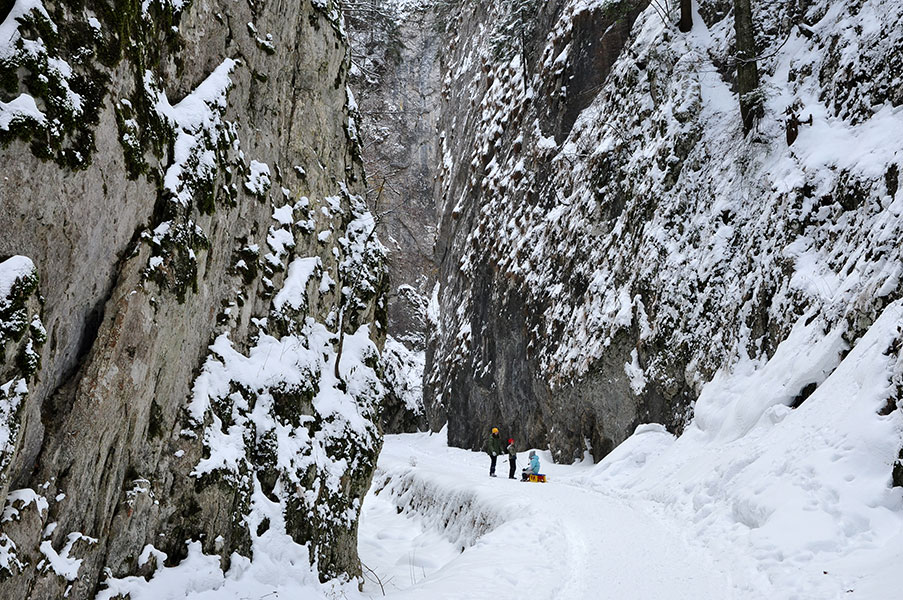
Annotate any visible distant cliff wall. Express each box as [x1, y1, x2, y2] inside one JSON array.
[[347, 0, 441, 432]]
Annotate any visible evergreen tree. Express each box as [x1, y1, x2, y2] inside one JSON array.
[[490, 0, 542, 63]]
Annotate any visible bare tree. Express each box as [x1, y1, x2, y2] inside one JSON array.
[[678, 0, 692, 32], [732, 0, 762, 133]]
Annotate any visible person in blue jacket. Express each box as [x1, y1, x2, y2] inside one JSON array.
[[521, 450, 540, 480]]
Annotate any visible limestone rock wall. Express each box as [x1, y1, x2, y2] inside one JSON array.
[[0, 0, 386, 597], [425, 0, 903, 461]]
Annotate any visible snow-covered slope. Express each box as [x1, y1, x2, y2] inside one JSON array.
[[426, 0, 903, 463], [587, 300, 903, 598]]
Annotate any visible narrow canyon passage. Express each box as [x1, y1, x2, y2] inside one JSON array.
[[2, 0, 902, 597]]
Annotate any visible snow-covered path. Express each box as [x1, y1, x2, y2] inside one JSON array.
[[358, 431, 730, 599], [360, 303, 903, 600]]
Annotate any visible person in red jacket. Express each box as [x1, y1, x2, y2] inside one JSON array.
[[506, 438, 517, 479]]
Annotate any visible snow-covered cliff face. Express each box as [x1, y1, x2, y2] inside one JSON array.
[[346, 0, 440, 432], [0, 0, 387, 597], [425, 0, 903, 461]]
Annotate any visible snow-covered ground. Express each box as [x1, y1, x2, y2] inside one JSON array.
[[361, 430, 730, 599], [361, 302, 903, 600], [93, 302, 902, 599]]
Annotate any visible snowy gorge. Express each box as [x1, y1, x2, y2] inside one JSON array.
[[1, 0, 902, 598]]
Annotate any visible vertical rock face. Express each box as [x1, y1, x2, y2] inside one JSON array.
[[425, 0, 903, 461], [346, 0, 441, 431], [0, 0, 386, 597]]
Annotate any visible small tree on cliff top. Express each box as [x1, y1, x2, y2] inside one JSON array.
[[490, 0, 542, 62]]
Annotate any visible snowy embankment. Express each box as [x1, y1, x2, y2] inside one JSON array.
[[583, 301, 903, 599]]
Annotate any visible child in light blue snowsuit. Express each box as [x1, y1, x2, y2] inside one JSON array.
[[527, 451, 540, 474], [522, 450, 540, 480]]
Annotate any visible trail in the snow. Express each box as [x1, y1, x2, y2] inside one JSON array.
[[557, 517, 589, 599], [358, 431, 731, 599]]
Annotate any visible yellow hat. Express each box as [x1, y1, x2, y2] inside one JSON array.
[[491, 427, 499, 434]]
